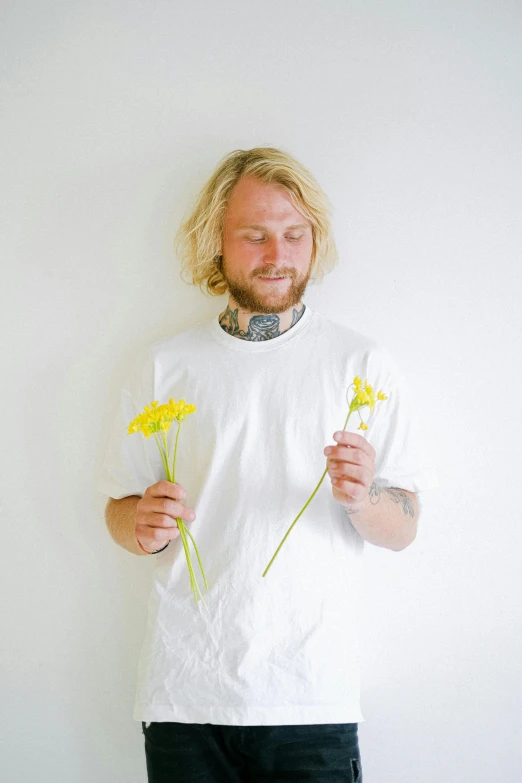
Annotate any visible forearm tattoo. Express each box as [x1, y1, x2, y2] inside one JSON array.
[[343, 482, 415, 520], [382, 487, 415, 517], [219, 304, 305, 341]]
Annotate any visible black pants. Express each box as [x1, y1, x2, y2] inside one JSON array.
[[142, 720, 362, 782]]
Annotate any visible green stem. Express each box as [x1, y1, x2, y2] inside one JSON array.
[[184, 525, 209, 590], [161, 431, 173, 481], [341, 406, 354, 431], [154, 433, 172, 481], [172, 423, 181, 483], [178, 519, 207, 607], [262, 408, 354, 577], [262, 465, 329, 577], [178, 520, 195, 585]]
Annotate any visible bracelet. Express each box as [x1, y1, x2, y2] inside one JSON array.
[[136, 538, 170, 555]]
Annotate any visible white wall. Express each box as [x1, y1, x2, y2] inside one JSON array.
[[2, 1, 520, 781]]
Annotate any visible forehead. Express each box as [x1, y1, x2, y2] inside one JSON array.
[[224, 175, 308, 226]]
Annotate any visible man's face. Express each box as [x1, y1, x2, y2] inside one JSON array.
[[220, 175, 314, 314]]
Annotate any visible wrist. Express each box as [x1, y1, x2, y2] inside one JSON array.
[[136, 537, 170, 555], [340, 492, 369, 515]]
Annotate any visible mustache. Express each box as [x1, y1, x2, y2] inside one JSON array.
[[253, 268, 295, 279]]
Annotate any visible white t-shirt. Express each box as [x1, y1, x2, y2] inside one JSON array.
[[96, 305, 438, 726]]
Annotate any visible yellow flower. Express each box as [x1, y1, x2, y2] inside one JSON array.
[[350, 377, 377, 413], [349, 373, 387, 449], [127, 399, 197, 438], [127, 401, 169, 438], [165, 398, 197, 422]]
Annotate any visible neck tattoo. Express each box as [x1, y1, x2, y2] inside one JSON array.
[[219, 304, 306, 341]]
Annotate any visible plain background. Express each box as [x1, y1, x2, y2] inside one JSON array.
[[1, 1, 521, 781]]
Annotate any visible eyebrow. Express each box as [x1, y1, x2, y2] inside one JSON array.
[[236, 223, 310, 231]]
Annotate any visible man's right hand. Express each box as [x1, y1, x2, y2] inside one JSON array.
[[135, 480, 196, 552]]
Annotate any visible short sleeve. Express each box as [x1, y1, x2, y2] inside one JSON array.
[[95, 347, 165, 500], [361, 347, 439, 493]]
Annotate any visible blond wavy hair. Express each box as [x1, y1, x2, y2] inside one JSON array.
[[175, 147, 338, 296]]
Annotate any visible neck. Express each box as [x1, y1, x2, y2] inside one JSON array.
[[218, 300, 306, 341]]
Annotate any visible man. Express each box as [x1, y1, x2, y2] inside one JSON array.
[[98, 147, 437, 782]]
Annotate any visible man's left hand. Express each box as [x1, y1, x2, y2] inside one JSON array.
[[324, 431, 376, 508]]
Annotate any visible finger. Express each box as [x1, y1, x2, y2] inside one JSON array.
[[332, 431, 376, 461], [138, 524, 181, 547], [151, 498, 196, 524], [138, 510, 190, 536], [328, 461, 372, 487], [331, 477, 367, 503], [324, 445, 374, 470], [140, 520, 181, 536], [147, 480, 187, 501]]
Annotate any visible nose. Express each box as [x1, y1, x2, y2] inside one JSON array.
[[263, 236, 285, 265]]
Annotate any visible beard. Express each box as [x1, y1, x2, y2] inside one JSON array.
[[220, 259, 312, 314]]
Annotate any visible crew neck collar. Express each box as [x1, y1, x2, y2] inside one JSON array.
[[208, 305, 314, 352]]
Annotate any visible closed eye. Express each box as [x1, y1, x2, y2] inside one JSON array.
[[246, 236, 303, 243]]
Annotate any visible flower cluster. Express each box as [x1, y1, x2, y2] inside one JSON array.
[[127, 399, 197, 438], [348, 377, 388, 430]]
